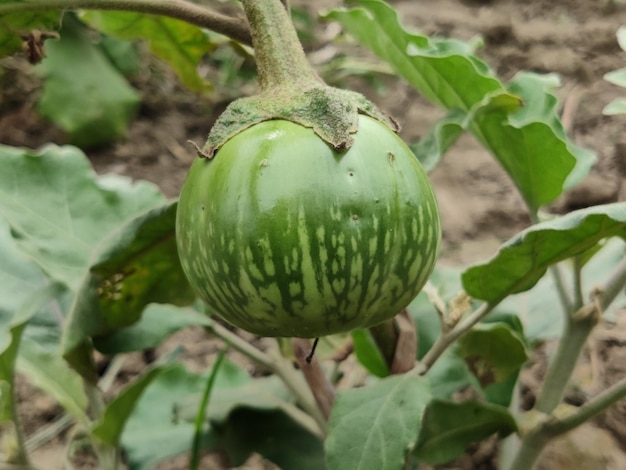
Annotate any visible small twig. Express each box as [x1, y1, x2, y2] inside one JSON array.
[[422, 281, 447, 331], [292, 338, 335, 421], [0, 0, 252, 45], [418, 301, 498, 372], [550, 263, 574, 314], [572, 256, 585, 311]]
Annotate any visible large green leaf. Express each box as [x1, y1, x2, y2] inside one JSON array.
[[0, 222, 46, 336], [0, 2, 60, 58], [414, 400, 517, 464], [81, 10, 214, 92], [470, 74, 594, 209], [122, 361, 316, 470], [94, 304, 210, 354], [214, 408, 325, 470], [326, 0, 595, 210], [38, 16, 140, 148], [0, 219, 86, 425], [462, 203, 626, 302], [18, 336, 88, 424], [62, 201, 195, 381], [326, 373, 431, 470], [92, 361, 177, 446], [0, 283, 65, 465], [325, 1, 501, 109], [122, 364, 209, 470], [0, 144, 164, 291]]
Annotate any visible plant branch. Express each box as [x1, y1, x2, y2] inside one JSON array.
[[536, 255, 626, 414], [0, 0, 252, 45], [510, 378, 626, 470], [550, 263, 574, 314], [418, 300, 498, 372], [511, 256, 626, 469], [534, 314, 596, 414], [204, 321, 327, 434], [546, 376, 626, 435], [572, 256, 585, 311]]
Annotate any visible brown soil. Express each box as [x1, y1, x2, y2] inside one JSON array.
[[2, 0, 626, 469]]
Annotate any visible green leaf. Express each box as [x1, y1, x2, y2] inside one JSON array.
[[351, 329, 389, 377], [326, 373, 431, 470], [409, 110, 465, 172], [326, 0, 595, 211], [603, 97, 626, 115], [214, 408, 325, 470], [462, 202, 626, 302], [0, 283, 64, 422], [617, 26, 626, 52], [62, 201, 195, 381], [81, 10, 214, 92], [38, 16, 140, 148], [414, 399, 517, 464], [604, 68, 626, 88], [92, 361, 177, 446], [457, 322, 529, 385], [94, 304, 210, 354], [122, 362, 249, 470], [0, 284, 67, 458], [425, 349, 473, 400], [491, 73, 595, 196], [17, 336, 88, 424], [0, 3, 60, 58], [325, 1, 501, 110], [0, 144, 164, 291], [495, 237, 626, 341], [0, 222, 46, 341]]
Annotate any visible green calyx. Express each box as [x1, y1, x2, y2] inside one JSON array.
[[198, 85, 398, 158], [195, 0, 399, 159]]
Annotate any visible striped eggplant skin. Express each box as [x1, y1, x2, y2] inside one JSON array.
[[176, 115, 441, 338]]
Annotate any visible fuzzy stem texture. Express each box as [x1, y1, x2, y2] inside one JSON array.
[[240, 0, 320, 91], [511, 256, 626, 469]]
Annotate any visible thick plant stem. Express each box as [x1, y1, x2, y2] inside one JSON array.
[[0, 0, 252, 45], [240, 0, 320, 91], [534, 316, 595, 414], [536, 256, 626, 414], [509, 429, 549, 470], [510, 257, 626, 469]]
